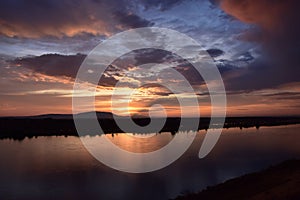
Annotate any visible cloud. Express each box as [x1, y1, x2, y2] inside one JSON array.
[[261, 91, 300, 101], [12, 53, 85, 78], [0, 0, 152, 38], [207, 49, 224, 58], [113, 11, 154, 28], [136, 0, 254, 57], [9, 48, 241, 90], [218, 0, 300, 91], [9, 51, 179, 88], [138, 0, 186, 11], [220, 0, 293, 30], [1, 0, 299, 116], [0, 0, 256, 61]]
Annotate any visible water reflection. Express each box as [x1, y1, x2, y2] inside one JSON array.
[[106, 132, 173, 153], [0, 125, 299, 199]]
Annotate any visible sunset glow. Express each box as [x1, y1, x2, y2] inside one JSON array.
[[0, 0, 299, 117]]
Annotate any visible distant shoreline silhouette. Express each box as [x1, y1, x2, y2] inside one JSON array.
[[0, 112, 300, 140]]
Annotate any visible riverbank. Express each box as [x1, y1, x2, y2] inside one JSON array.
[[174, 159, 300, 200]]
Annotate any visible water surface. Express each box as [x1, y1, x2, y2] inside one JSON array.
[[0, 124, 299, 199]]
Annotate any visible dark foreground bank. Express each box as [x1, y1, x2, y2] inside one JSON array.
[[174, 159, 300, 200]]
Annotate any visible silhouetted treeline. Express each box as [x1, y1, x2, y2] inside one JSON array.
[[0, 117, 300, 140]]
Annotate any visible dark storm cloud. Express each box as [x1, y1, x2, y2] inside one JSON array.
[[113, 11, 154, 28], [0, 0, 152, 38], [13, 54, 85, 78], [206, 49, 224, 58], [130, 49, 176, 65], [219, 0, 300, 91], [11, 53, 121, 87]]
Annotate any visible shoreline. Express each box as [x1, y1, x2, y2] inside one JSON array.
[[0, 117, 299, 140], [174, 159, 300, 200]]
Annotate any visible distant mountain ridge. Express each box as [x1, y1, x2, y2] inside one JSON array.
[[1, 111, 117, 119]]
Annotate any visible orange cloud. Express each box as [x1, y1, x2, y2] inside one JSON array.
[[0, 19, 112, 39], [220, 0, 292, 30]]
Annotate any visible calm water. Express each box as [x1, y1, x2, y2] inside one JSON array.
[[0, 124, 300, 199]]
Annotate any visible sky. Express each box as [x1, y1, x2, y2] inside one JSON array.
[[0, 0, 300, 117]]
